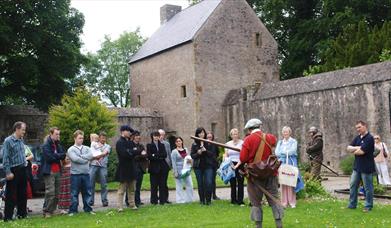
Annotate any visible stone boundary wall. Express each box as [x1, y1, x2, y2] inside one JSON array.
[[224, 61, 391, 172]]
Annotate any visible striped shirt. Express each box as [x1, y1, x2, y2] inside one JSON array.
[[2, 134, 26, 174]]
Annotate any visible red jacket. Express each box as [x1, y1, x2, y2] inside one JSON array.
[[240, 130, 277, 164]]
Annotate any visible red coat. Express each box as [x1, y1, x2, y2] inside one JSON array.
[[240, 130, 277, 164]]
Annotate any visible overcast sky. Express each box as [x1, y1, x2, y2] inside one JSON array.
[[71, 0, 190, 53]]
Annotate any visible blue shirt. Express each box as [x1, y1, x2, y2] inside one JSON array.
[[2, 134, 26, 174], [350, 132, 376, 174]]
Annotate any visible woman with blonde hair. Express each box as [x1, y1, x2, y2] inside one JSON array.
[[224, 128, 244, 205]]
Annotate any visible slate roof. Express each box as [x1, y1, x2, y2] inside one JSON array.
[[129, 0, 222, 64]]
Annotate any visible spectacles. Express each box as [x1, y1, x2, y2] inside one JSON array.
[[374, 137, 380, 139]]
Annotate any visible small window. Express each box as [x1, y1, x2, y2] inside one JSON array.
[[137, 95, 141, 106], [255, 32, 262, 47], [181, 85, 187, 98], [211, 122, 217, 134]]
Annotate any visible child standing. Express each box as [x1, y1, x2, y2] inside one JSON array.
[[58, 156, 71, 214]]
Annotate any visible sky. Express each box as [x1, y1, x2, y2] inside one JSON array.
[[71, 0, 190, 53]]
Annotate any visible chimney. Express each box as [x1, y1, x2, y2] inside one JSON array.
[[160, 4, 182, 25]]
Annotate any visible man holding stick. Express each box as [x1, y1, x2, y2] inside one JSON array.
[[240, 119, 284, 228]]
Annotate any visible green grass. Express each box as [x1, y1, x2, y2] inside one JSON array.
[[95, 171, 234, 191], [4, 198, 391, 227]]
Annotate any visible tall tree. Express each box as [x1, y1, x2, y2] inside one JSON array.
[[0, 0, 85, 110], [80, 29, 145, 107]]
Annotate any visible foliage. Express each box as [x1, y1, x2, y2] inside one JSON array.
[[373, 181, 387, 195], [298, 162, 311, 174], [305, 21, 391, 75], [0, 0, 85, 110], [48, 88, 117, 149], [10, 199, 391, 227], [106, 149, 119, 182], [251, 0, 391, 79], [297, 173, 330, 199], [339, 155, 355, 175], [79, 29, 145, 107]]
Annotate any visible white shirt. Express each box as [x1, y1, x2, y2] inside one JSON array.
[[225, 140, 243, 162]]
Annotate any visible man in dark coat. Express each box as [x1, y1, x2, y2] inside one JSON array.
[[306, 126, 324, 180], [116, 125, 137, 211]]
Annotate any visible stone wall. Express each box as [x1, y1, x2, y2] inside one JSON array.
[[193, 0, 279, 141], [224, 61, 391, 172], [0, 105, 48, 145]]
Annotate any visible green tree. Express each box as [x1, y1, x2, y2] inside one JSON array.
[[304, 21, 391, 75], [0, 0, 85, 110], [251, 0, 391, 79], [80, 29, 145, 107], [48, 88, 117, 149]]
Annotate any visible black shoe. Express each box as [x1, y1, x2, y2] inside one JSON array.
[[102, 203, 108, 207], [166, 201, 172, 204], [213, 196, 220, 200], [238, 202, 245, 206]]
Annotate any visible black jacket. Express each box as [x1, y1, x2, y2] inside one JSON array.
[[116, 136, 137, 182], [41, 137, 66, 175], [191, 142, 215, 169], [147, 141, 169, 174], [133, 143, 149, 173]]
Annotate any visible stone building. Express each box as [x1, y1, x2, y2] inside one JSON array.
[[129, 0, 279, 143], [224, 61, 391, 172]]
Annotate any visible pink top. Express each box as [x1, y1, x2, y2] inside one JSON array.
[[374, 142, 389, 163]]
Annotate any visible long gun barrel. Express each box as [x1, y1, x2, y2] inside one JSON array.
[[190, 136, 240, 152]]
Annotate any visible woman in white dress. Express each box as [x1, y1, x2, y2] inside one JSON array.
[[374, 135, 391, 185], [171, 137, 194, 203]]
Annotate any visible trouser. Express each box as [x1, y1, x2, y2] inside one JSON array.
[[150, 172, 167, 204], [281, 185, 296, 207], [310, 157, 322, 181], [212, 168, 218, 197], [89, 165, 108, 205], [135, 168, 144, 205], [162, 168, 169, 202], [118, 180, 136, 209], [229, 162, 244, 204], [375, 162, 391, 185], [194, 168, 213, 204], [247, 175, 284, 228], [4, 165, 27, 221], [348, 170, 374, 210], [43, 171, 61, 214], [69, 174, 93, 213]]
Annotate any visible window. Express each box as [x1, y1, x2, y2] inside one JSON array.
[[137, 95, 141, 106], [181, 85, 187, 98], [211, 122, 217, 134], [255, 32, 262, 47]]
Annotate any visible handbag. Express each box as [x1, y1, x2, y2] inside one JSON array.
[[278, 148, 299, 187], [245, 133, 281, 179], [382, 143, 388, 158]]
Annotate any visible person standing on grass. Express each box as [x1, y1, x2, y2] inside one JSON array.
[[67, 130, 103, 216], [306, 126, 323, 181], [41, 127, 66, 218], [373, 135, 391, 185], [89, 132, 111, 207], [240, 118, 283, 228], [116, 125, 138, 211], [347, 120, 375, 212], [2, 121, 28, 222], [224, 128, 244, 206], [133, 131, 148, 207], [158, 129, 172, 204], [206, 131, 220, 200], [147, 131, 169, 205], [275, 126, 304, 208], [191, 127, 215, 205], [171, 137, 193, 203], [58, 155, 72, 214]]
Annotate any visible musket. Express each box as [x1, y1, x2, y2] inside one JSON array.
[[190, 135, 283, 207], [308, 154, 339, 176]]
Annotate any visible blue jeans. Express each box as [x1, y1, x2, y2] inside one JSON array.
[[194, 168, 213, 204], [348, 170, 374, 210], [89, 165, 108, 205], [69, 174, 93, 213]]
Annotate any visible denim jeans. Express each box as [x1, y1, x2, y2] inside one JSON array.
[[89, 165, 108, 205], [194, 168, 213, 204], [348, 170, 374, 210], [69, 174, 93, 213]]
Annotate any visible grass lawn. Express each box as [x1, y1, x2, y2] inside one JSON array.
[[4, 198, 391, 227], [96, 171, 234, 191]]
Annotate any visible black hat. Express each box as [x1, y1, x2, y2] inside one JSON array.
[[120, 125, 134, 133]]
